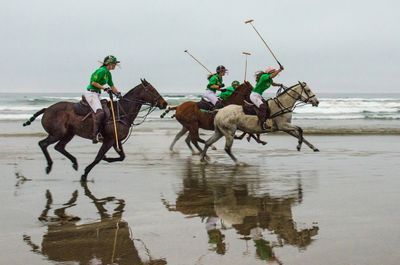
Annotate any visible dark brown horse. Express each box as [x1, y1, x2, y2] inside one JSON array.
[[160, 81, 265, 154], [23, 79, 167, 181]]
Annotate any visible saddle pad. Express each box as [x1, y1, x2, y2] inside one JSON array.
[[197, 98, 215, 111]]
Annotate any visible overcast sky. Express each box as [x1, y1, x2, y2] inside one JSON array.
[[1, 0, 399, 94]]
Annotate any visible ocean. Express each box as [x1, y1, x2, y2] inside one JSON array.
[[1, 92, 399, 134]]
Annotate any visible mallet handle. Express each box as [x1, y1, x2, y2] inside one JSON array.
[[184, 50, 212, 74], [108, 93, 120, 152], [246, 21, 282, 67]]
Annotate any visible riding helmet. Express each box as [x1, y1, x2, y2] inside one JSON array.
[[103, 55, 120, 65], [216, 65, 227, 73]]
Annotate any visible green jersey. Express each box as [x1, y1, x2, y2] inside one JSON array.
[[87, 66, 114, 93], [218, 86, 235, 100], [252, 73, 272, 95], [207, 74, 223, 92]]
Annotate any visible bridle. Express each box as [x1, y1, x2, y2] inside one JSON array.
[[268, 82, 316, 118], [120, 83, 162, 107]]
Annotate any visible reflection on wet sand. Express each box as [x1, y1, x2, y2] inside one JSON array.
[[23, 182, 166, 265], [163, 160, 318, 262]]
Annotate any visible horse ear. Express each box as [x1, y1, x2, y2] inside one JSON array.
[[140, 78, 144, 84]]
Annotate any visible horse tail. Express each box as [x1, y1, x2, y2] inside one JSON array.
[[23, 108, 46, 126], [160, 105, 178, 119]]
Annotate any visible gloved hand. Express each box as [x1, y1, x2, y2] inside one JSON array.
[[115, 92, 122, 99], [220, 88, 227, 92], [104, 87, 112, 93], [220, 83, 225, 88]]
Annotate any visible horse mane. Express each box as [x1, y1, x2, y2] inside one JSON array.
[[122, 81, 147, 99]]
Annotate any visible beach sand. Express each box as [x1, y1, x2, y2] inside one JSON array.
[[1, 124, 400, 265]]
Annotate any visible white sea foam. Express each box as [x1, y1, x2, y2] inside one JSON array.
[[1, 94, 399, 121]]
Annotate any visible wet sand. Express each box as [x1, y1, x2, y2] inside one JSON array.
[[1, 127, 400, 265]]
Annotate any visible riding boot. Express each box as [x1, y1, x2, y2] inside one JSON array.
[[214, 100, 224, 109], [91, 109, 105, 144], [257, 103, 268, 131]]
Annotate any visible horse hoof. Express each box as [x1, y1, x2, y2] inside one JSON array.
[[235, 161, 247, 167], [314, 149, 320, 152], [72, 163, 78, 171], [46, 166, 52, 174], [297, 146, 301, 151], [211, 146, 217, 150]]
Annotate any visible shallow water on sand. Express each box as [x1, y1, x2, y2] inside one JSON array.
[[1, 133, 400, 265]]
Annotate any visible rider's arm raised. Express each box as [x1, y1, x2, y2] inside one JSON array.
[[269, 68, 283, 79]]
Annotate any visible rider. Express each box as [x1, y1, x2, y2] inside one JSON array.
[[85, 55, 122, 143], [250, 65, 284, 130], [218, 80, 240, 101], [204, 65, 227, 109]]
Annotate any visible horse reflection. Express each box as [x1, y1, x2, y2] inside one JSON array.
[[23, 182, 166, 265], [163, 161, 318, 261]]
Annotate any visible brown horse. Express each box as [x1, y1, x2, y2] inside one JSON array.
[[160, 81, 265, 154], [23, 79, 167, 181]]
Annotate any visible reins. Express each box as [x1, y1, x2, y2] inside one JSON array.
[[268, 82, 315, 118], [106, 83, 161, 144]]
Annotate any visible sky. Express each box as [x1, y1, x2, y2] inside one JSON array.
[[1, 0, 399, 94]]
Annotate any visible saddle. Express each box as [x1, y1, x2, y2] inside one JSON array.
[[197, 97, 216, 111], [73, 96, 111, 121]]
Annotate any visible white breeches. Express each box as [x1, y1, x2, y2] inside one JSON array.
[[250, 92, 264, 108], [84, 91, 102, 112], [203, 90, 219, 105]]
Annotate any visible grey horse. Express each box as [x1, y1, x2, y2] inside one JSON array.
[[200, 82, 320, 164]]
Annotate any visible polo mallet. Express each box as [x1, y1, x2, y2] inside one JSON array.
[[245, 19, 283, 69], [242, 52, 251, 81], [184, 50, 212, 74], [108, 92, 121, 152]]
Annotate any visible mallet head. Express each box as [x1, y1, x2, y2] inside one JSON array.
[[184, 50, 188, 53], [242, 52, 251, 56], [244, 19, 254, 24]]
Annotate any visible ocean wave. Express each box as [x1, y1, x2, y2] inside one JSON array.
[[1, 94, 399, 121]]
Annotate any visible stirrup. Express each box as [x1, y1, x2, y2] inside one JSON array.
[[92, 133, 103, 144], [261, 122, 268, 131]]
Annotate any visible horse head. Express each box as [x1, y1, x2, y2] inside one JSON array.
[[124, 79, 168, 109], [295, 81, 319, 107], [226, 81, 253, 104]]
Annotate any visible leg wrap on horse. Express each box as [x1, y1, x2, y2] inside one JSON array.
[[92, 109, 105, 143]]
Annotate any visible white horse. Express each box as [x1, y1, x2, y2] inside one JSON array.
[[200, 82, 320, 164]]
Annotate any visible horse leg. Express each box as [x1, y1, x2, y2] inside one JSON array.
[[200, 128, 223, 162], [195, 136, 217, 151], [184, 134, 196, 154], [54, 133, 78, 171], [81, 140, 114, 182], [38, 135, 61, 174], [285, 131, 319, 152], [188, 124, 204, 155], [234, 132, 246, 140], [103, 143, 126, 162], [170, 127, 188, 152], [278, 123, 304, 151], [251, 133, 267, 145], [223, 132, 239, 164]]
